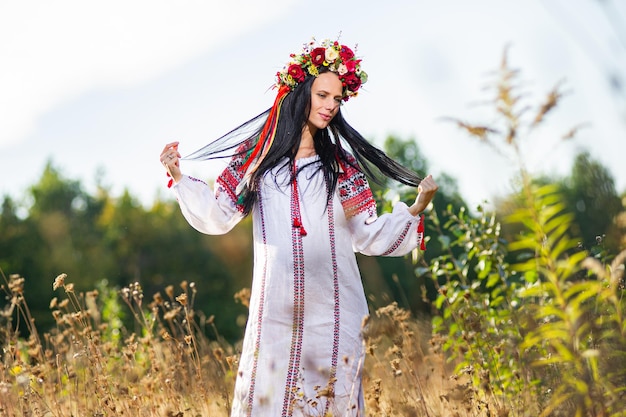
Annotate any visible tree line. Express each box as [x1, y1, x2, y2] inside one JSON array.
[[0, 138, 623, 342]]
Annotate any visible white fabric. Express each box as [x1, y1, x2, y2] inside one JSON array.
[[172, 155, 422, 417]]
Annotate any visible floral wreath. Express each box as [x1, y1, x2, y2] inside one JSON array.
[[276, 38, 368, 101]]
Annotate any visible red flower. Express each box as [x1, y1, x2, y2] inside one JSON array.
[[345, 59, 356, 73], [339, 45, 354, 61], [288, 64, 306, 82], [343, 73, 362, 92], [310, 47, 326, 66]]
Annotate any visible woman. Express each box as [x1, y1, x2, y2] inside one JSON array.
[[160, 38, 438, 417]]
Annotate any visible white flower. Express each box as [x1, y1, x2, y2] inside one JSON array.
[[325, 47, 339, 63], [16, 373, 29, 388], [337, 63, 348, 75]]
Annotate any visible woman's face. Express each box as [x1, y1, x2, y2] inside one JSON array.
[[307, 72, 343, 132]]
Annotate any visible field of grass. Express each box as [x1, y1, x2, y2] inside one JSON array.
[[0, 272, 517, 417], [2, 234, 625, 417]]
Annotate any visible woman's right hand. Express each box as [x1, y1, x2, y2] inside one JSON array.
[[160, 141, 182, 184], [408, 174, 438, 216]]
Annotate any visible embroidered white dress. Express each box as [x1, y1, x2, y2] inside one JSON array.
[[172, 153, 424, 417]]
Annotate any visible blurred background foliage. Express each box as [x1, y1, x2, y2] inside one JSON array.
[[1, 134, 623, 343]]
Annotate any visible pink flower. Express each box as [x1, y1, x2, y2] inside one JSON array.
[[345, 59, 356, 73]]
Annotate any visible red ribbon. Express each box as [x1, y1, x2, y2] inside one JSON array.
[[239, 85, 290, 175]]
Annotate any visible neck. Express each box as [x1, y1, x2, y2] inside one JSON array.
[[301, 122, 317, 143], [297, 124, 317, 159]]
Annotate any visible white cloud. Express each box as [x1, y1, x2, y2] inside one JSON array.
[[0, 0, 294, 147]]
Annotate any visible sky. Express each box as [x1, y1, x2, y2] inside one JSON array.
[[1, 0, 625, 212]]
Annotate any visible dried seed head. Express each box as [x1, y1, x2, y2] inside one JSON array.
[[176, 293, 187, 306], [163, 307, 181, 322], [53, 274, 67, 291], [8, 277, 25, 295], [213, 347, 224, 361], [153, 292, 164, 305], [234, 288, 251, 308], [533, 83, 564, 126], [455, 121, 498, 142], [226, 355, 239, 370]]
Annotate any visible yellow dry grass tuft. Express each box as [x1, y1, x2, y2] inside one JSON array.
[[0, 274, 513, 417]]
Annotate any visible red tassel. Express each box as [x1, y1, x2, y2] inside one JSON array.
[[292, 218, 307, 236], [291, 160, 308, 237], [418, 214, 426, 250]]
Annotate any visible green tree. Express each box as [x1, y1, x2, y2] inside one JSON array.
[[494, 151, 624, 259], [361, 136, 468, 314], [562, 151, 623, 255], [0, 196, 27, 275], [101, 193, 253, 342]]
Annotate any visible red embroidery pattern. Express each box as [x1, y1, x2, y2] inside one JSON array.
[[323, 198, 340, 415], [216, 151, 247, 213], [337, 156, 376, 220], [281, 179, 306, 417], [246, 191, 269, 416], [381, 214, 426, 255], [187, 176, 207, 185], [382, 221, 413, 256]]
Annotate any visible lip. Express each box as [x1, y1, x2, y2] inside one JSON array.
[[319, 113, 332, 121]]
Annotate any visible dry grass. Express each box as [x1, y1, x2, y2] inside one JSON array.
[[0, 272, 507, 417]]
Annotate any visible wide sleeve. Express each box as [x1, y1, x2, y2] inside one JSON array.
[[337, 155, 425, 257], [171, 151, 250, 235], [348, 202, 425, 257], [171, 175, 244, 235]]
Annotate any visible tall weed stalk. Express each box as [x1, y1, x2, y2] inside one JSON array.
[[427, 49, 626, 416]]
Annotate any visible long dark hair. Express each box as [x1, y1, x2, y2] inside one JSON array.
[[186, 73, 423, 215]]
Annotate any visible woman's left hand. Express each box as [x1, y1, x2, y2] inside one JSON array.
[[408, 174, 439, 216]]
